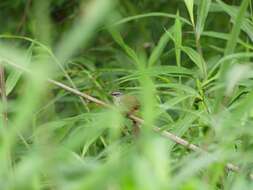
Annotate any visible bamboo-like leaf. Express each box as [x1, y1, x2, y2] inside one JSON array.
[[215, 0, 251, 110], [174, 11, 182, 67], [184, 0, 195, 26], [167, 113, 199, 150], [148, 28, 171, 66], [111, 12, 192, 26], [196, 0, 211, 40], [216, 0, 252, 44], [155, 83, 199, 96], [6, 43, 34, 95], [201, 31, 253, 50], [117, 65, 194, 84], [223, 0, 250, 55], [182, 46, 205, 76], [109, 29, 139, 65]]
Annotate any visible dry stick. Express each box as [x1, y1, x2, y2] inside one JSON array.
[[48, 79, 109, 108], [0, 65, 8, 127], [2, 59, 252, 179]]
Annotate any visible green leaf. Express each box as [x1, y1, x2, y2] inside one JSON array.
[[167, 113, 199, 150], [208, 52, 253, 78], [215, 0, 251, 110], [201, 31, 253, 50], [111, 12, 192, 26], [155, 83, 199, 96], [6, 43, 34, 95], [117, 65, 194, 84], [6, 71, 22, 95], [216, 0, 253, 42], [109, 29, 139, 65], [148, 28, 171, 66], [184, 0, 195, 26], [174, 11, 182, 67], [143, 65, 194, 77], [182, 46, 205, 76], [222, 0, 251, 55], [196, 0, 211, 40]]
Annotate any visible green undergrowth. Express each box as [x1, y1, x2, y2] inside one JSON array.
[[0, 0, 253, 189]]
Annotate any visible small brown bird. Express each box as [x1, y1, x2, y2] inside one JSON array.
[[111, 91, 140, 136]]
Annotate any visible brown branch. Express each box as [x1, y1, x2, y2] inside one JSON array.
[[48, 79, 110, 108], [0, 65, 8, 127], [2, 59, 252, 180]]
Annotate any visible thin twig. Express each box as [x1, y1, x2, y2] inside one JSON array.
[[2, 59, 252, 179], [48, 79, 109, 108], [0, 65, 8, 127]]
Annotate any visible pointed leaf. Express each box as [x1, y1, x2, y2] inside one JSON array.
[[174, 11, 182, 67], [148, 27, 171, 66], [184, 0, 195, 26], [6, 43, 34, 95], [196, 0, 211, 40]]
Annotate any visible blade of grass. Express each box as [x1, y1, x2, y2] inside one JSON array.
[[196, 0, 211, 41], [110, 12, 192, 26], [215, 0, 250, 110], [182, 46, 205, 78], [109, 29, 139, 65], [224, 0, 250, 56], [216, 0, 253, 42], [174, 11, 182, 68], [184, 0, 195, 26], [5, 43, 33, 95], [148, 27, 171, 67], [201, 31, 253, 50]]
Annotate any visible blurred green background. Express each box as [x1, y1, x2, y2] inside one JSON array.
[[0, 0, 253, 189]]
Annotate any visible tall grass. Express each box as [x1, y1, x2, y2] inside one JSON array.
[[0, 0, 253, 189]]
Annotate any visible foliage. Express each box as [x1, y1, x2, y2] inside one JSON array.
[[0, 0, 253, 189]]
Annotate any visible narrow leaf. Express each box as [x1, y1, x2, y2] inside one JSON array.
[[196, 0, 211, 40], [109, 29, 139, 65], [182, 46, 205, 76], [6, 43, 34, 95], [216, 0, 253, 42], [148, 28, 171, 66], [184, 0, 195, 26], [223, 0, 250, 55], [174, 11, 182, 67]]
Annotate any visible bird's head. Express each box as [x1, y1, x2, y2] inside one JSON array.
[[111, 91, 123, 105], [111, 91, 123, 97]]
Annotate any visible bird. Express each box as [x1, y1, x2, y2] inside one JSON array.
[[111, 91, 140, 136]]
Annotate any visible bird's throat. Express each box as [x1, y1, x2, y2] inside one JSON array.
[[113, 96, 122, 106]]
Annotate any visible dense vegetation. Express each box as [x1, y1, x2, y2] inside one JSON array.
[[0, 0, 253, 189]]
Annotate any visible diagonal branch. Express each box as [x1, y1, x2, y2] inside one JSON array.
[[2, 59, 252, 179], [0, 65, 8, 127]]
